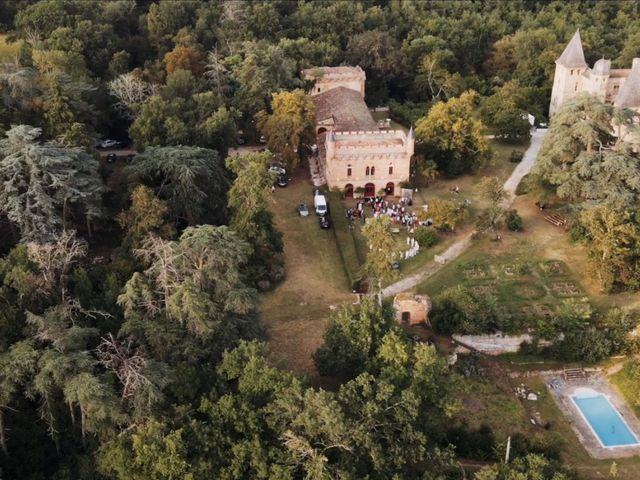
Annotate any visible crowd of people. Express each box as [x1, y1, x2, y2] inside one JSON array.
[[345, 196, 419, 231]]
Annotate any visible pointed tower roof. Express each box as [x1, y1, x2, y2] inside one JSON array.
[[408, 125, 414, 139], [614, 63, 640, 108], [557, 30, 588, 68]]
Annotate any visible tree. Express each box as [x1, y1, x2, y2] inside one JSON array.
[[430, 285, 507, 334], [0, 125, 105, 242], [313, 299, 395, 378], [421, 198, 468, 232], [120, 225, 257, 338], [480, 80, 531, 141], [108, 72, 159, 119], [117, 185, 175, 249], [474, 453, 574, 480], [126, 146, 230, 225], [164, 47, 204, 77], [473, 176, 507, 237], [579, 204, 640, 292], [536, 94, 640, 206], [361, 215, 396, 302], [256, 89, 316, 169], [26, 230, 87, 298], [415, 91, 491, 177], [226, 152, 283, 288], [0, 340, 39, 454]]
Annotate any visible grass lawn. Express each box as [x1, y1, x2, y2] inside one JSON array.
[[610, 361, 640, 417], [260, 169, 352, 374]]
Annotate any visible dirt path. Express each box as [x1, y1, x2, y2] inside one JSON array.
[[381, 129, 548, 299]]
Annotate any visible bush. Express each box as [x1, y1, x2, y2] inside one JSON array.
[[430, 286, 510, 334], [568, 222, 589, 243], [414, 227, 438, 248], [509, 150, 524, 163], [505, 210, 523, 231]]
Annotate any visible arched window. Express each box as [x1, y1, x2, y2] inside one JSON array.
[[371, 166, 375, 176], [365, 166, 370, 176], [571, 69, 574, 75], [388, 164, 393, 175], [347, 164, 352, 177]]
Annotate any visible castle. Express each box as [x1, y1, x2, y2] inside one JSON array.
[[302, 66, 413, 197], [550, 30, 640, 116]]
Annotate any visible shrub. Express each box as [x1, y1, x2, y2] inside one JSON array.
[[506, 210, 523, 231], [509, 150, 524, 163], [414, 227, 438, 248], [430, 286, 509, 334], [568, 222, 589, 244]]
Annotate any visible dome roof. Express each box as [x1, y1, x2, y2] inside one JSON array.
[[593, 58, 611, 76]]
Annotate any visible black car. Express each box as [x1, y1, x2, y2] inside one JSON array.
[[277, 175, 288, 187], [319, 215, 330, 229]]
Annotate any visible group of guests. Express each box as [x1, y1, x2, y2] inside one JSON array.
[[345, 196, 418, 230]]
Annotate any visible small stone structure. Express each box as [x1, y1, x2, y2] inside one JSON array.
[[393, 293, 431, 326]]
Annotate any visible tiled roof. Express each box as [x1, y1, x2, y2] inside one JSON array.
[[557, 30, 588, 68], [311, 87, 377, 132]]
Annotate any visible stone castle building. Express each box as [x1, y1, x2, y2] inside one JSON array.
[[303, 66, 414, 197], [550, 30, 640, 116]]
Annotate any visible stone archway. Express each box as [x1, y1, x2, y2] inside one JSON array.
[[345, 183, 354, 198], [364, 183, 375, 197], [386, 182, 395, 196], [317, 127, 327, 134]]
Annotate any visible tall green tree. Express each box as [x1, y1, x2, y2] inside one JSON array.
[[226, 151, 283, 288], [361, 215, 396, 302], [256, 89, 316, 169], [126, 145, 230, 226], [416, 91, 491, 177], [0, 125, 105, 242]]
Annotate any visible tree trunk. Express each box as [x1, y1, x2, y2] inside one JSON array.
[[86, 216, 92, 240], [68, 401, 75, 426], [0, 408, 7, 455], [80, 408, 87, 443]]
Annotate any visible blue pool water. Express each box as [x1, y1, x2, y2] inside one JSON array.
[[572, 392, 639, 447]]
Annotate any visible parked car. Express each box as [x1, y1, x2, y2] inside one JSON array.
[[106, 153, 117, 163], [313, 192, 328, 216], [99, 139, 118, 149], [259, 135, 266, 143], [277, 175, 288, 187], [297, 203, 309, 216], [269, 164, 286, 176], [319, 215, 331, 229]]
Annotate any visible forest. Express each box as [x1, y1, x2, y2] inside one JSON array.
[[1, 1, 640, 479]]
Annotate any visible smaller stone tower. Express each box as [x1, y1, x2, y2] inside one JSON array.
[[549, 30, 588, 116]]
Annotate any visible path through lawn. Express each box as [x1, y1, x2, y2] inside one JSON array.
[[381, 128, 548, 298]]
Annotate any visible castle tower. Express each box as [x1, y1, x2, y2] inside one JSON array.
[[549, 30, 589, 116]]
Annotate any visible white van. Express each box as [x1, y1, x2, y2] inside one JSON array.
[[314, 193, 327, 216]]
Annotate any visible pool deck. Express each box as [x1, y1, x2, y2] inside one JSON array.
[[545, 372, 640, 459]]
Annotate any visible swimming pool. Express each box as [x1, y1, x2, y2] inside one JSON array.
[[572, 388, 639, 448]]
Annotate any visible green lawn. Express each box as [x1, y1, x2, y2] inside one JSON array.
[[260, 170, 352, 374], [610, 361, 640, 417]]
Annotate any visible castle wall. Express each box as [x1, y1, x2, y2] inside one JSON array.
[[324, 130, 413, 194]]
